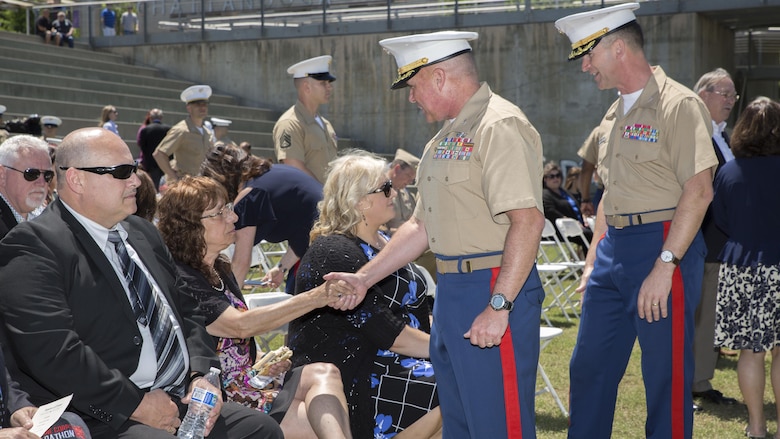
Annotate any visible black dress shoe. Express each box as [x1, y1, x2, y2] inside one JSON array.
[[692, 389, 737, 405], [693, 402, 703, 413]]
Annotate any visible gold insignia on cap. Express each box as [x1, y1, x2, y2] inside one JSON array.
[[572, 27, 609, 50], [569, 40, 597, 60], [398, 57, 429, 75]]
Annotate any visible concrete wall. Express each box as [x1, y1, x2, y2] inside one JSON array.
[[110, 12, 735, 162]]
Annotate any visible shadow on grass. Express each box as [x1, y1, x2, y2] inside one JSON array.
[[544, 315, 578, 329], [536, 411, 569, 433]]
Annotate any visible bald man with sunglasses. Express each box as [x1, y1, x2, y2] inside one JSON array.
[[0, 135, 53, 239], [0, 128, 283, 439]]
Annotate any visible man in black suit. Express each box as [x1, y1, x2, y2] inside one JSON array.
[[690, 68, 739, 408], [137, 108, 170, 190], [0, 128, 283, 439], [0, 135, 52, 239]]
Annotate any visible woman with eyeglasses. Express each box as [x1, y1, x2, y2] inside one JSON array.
[[542, 161, 593, 247], [200, 143, 322, 294], [288, 151, 441, 438], [98, 105, 120, 136], [157, 176, 353, 439]]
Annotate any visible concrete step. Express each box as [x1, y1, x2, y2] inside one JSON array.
[[0, 86, 280, 122], [0, 45, 163, 79], [0, 67, 238, 106], [0, 55, 202, 92], [0, 31, 125, 63]]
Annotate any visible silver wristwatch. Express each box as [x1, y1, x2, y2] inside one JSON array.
[[489, 293, 514, 312], [659, 250, 680, 266]]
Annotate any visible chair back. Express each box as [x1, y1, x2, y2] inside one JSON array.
[[555, 218, 590, 261], [539, 219, 573, 264]]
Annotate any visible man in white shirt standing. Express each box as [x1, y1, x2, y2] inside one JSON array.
[[690, 67, 739, 408]]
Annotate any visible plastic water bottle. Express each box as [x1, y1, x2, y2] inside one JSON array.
[[177, 367, 221, 439]]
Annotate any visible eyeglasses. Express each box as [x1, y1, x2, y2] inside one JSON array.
[[544, 173, 562, 179], [3, 165, 54, 182], [368, 180, 393, 198], [201, 202, 233, 219], [709, 89, 739, 101], [59, 163, 138, 180]]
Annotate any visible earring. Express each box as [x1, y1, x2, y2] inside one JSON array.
[[361, 213, 368, 227]]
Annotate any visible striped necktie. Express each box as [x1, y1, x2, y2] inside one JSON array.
[[108, 230, 187, 397]]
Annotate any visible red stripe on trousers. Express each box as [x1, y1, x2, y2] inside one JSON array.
[[663, 222, 685, 439], [491, 267, 523, 438]]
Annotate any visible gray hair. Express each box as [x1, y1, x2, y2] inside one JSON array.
[[693, 68, 732, 94], [0, 135, 52, 166]]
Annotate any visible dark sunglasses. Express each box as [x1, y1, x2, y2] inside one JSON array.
[[4, 165, 54, 182], [368, 180, 393, 198], [59, 163, 138, 180], [545, 173, 563, 179]]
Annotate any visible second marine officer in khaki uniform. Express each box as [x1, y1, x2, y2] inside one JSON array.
[[153, 85, 214, 183], [273, 55, 339, 184]]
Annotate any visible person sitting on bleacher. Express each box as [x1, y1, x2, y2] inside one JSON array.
[[35, 9, 55, 45], [157, 175, 352, 439], [51, 11, 75, 48]]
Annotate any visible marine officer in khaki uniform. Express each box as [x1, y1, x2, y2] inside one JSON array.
[[210, 117, 238, 149], [273, 55, 339, 184], [327, 31, 545, 439], [153, 85, 213, 183], [556, 3, 718, 438], [384, 148, 419, 233]]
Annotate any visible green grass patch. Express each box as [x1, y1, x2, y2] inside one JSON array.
[[537, 296, 774, 438]]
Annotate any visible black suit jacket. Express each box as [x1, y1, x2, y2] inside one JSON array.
[[0, 197, 19, 240], [138, 121, 171, 172], [0, 199, 218, 430], [702, 134, 729, 262], [0, 349, 33, 428]]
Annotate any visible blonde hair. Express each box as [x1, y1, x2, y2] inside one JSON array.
[[98, 105, 117, 125], [310, 150, 388, 242]]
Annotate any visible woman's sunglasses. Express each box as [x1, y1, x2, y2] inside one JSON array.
[[368, 180, 393, 198]]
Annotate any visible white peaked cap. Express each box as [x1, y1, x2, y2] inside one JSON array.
[[555, 2, 640, 60], [287, 55, 336, 81], [210, 117, 232, 127], [379, 31, 478, 89], [181, 85, 212, 103], [41, 115, 62, 126]]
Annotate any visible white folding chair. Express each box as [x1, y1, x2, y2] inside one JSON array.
[[224, 240, 289, 292], [414, 263, 436, 300], [540, 219, 584, 277], [537, 220, 581, 323], [244, 292, 293, 352], [537, 326, 568, 417], [555, 217, 590, 262]]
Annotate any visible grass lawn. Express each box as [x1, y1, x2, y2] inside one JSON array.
[[536, 301, 778, 438]]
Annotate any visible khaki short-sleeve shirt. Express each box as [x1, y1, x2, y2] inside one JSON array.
[[154, 118, 213, 177], [577, 126, 602, 165], [273, 100, 339, 184], [413, 83, 544, 256], [386, 188, 417, 231], [593, 67, 717, 216]]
